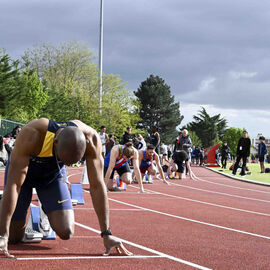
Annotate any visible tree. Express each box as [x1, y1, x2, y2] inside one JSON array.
[[0, 51, 47, 122], [188, 131, 202, 147], [134, 74, 183, 144], [0, 52, 19, 117], [222, 127, 244, 156], [22, 41, 141, 135], [186, 107, 227, 148]]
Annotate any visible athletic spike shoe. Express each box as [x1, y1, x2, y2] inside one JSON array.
[[22, 227, 43, 243], [38, 215, 53, 237]]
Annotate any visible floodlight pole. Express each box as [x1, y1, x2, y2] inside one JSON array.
[[98, 0, 104, 114]]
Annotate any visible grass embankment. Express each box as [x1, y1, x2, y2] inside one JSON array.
[[210, 162, 270, 185]]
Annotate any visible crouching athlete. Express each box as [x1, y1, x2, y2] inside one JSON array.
[[138, 144, 169, 184], [104, 142, 144, 193], [0, 118, 132, 258]]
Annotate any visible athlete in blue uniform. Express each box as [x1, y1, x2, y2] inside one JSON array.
[[0, 118, 132, 258], [138, 144, 168, 184], [104, 142, 144, 192]]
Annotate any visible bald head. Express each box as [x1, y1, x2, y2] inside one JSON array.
[[54, 127, 86, 165]]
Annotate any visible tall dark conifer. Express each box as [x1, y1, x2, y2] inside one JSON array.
[[186, 107, 227, 147], [134, 74, 183, 143]]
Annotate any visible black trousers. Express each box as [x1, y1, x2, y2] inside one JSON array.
[[232, 155, 248, 175], [221, 155, 228, 168]]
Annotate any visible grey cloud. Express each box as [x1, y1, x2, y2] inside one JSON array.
[[1, 0, 270, 112]]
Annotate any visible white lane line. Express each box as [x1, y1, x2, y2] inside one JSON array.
[[75, 208, 145, 211], [12, 255, 163, 261], [169, 182, 270, 203], [108, 197, 270, 241], [192, 174, 270, 194], [128, 185, 270, 217], [75, 222, 212, 270]]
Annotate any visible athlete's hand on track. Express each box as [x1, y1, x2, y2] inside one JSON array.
[[138, 188, 145, 193], [0, 237, 14, 258], [163, 179, 170, 185], [103, 235, 133, 256]]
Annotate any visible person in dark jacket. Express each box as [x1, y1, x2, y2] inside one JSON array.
[[177, 129, 192, 175], [221, 142, 230, 169], [121, 127, 134, 144], [258, 136, 268, 173], [232, 130, 251, 176]]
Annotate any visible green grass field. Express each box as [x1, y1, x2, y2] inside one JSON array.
[[210, 162, 270, 185]]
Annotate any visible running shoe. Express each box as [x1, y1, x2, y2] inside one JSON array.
[[38, 215, 53, 237], [22, 228, 43, 243]]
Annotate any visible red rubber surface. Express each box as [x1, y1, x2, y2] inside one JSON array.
[[1, 165, 270, 269]]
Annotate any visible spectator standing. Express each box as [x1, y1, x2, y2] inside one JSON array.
[[151, 126, 160, 154], [106, 134, 116, 155], [99, 126, 109, 158], [178, 129, 192, 156], [258, 136, 268, 173], [0, 136, 8, 166], [178, 129, 192, 174], [221, 142, 230, 169], [173, 132, 182, 152], [121, 127, 135, 145], [232, 130, 251, 176]]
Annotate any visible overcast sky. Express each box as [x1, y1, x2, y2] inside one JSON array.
[[1, 0, 270, 138]]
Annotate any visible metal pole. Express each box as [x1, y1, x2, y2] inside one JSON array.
[[98, 0, 104, 115]]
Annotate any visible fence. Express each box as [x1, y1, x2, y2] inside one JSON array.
[[0, 119, 25, 136]]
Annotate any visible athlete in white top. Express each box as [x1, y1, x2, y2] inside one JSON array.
[[99, 126, 109, 158]]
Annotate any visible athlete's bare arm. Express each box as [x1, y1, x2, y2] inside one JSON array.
[[0, 118, 48, 257], [104, 145, 119, 185], [138, 150, 144, 165], [132, 149, 144, 193], [154, 154, 169, 184], [71, 120, 132, 256]]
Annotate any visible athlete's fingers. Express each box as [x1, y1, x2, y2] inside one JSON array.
[[115, 246, 122, 254], [0, 248, 15, 258], [117, 243, 133, 256]]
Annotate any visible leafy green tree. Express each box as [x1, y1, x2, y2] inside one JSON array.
[[0, 51, 47, 122], [22, 41, 141, 134], [186, 107, 227, 148], [134, 74, 183, 144], [0, 52, 19, 117], [188, 130, 202, 147], [222, 127, 244, 155]]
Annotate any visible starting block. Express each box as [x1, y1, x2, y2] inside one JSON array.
[[30, 205, 56, 240], [70, 184, 85, 204], [116, 178, 127, 191], [168, 171, 178, 179]]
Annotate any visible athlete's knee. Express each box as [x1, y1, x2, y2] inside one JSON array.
[[123, 178, 132, 185], [56, 226, 74, 240]]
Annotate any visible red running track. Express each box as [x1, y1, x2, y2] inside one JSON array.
[[0, 165, 270, 270]]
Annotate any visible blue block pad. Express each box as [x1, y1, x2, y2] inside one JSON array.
[[70, 184, 85, 205], [30, 205, 40, 232], [30, 206, 56, 240]]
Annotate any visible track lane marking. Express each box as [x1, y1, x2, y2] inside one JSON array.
[[191, 171, 270, 194], [168, 182, 270, 203], [128, 185, 270, 217], [75, 222, 212, 270], [1, 255, 163, 261], [107, 197, 270, 240], [194, 176, 270, 194]]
